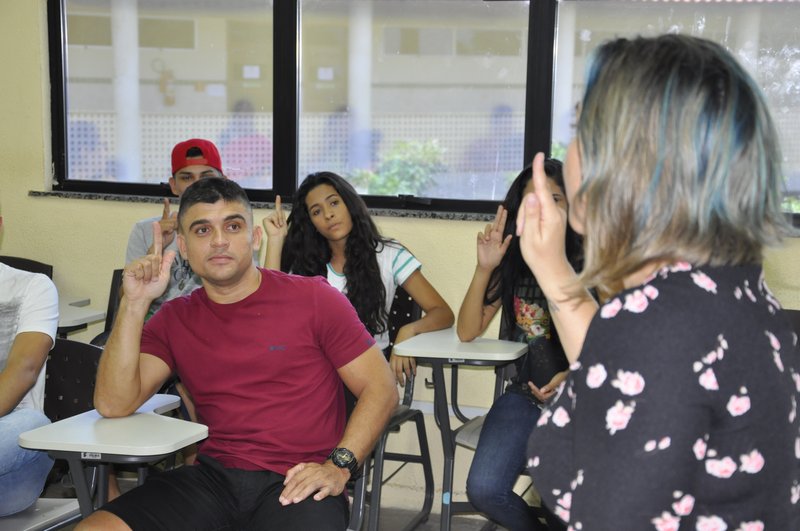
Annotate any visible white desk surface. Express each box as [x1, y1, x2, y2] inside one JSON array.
[[394, 327, 526, 362], [58, 298, 106, 328], [19, 395, 206, 456]]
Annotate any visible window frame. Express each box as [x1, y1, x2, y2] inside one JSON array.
[[47, 0, 555, 214]]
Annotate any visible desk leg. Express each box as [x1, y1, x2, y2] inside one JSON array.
[[64, 455, 95, 518], [430, 362, 455, 531]]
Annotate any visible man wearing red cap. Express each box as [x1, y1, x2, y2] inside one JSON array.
[[125, 139, 224, 319]]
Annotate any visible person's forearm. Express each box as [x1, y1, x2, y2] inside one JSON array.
[[0, 370, 37, 416], [337, 380, 397, 465], [94, 296, 151, 417], [263, 236, 284, 270], [535, 257, 598, 364], [405, 303, 454, 338], [457, 265, 494, 341]]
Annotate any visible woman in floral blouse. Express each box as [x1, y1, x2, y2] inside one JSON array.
[[516, 35, 799, 530]]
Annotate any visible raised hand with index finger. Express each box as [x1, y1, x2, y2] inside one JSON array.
[[262, 194, 288, 240], [516, 153, 569, 281], [123, 220, 177, 307]]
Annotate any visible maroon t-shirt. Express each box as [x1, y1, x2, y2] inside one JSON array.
[[141, 268, 376, 474]]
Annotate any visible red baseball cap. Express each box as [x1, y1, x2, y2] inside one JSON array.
[[171, 138, 223, 175]]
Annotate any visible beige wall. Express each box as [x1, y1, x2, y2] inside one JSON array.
[[2, 0, 798, 511]]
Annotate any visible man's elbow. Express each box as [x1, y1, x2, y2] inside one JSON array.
[[93, 392, 134, 418]]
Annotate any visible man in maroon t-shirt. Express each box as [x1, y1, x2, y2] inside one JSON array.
[[78, 178, 398, 531]]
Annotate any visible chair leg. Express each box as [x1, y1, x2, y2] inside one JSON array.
[[347, 458, 370, 531], [367, 431, 390, 531], [367, 410, 434, 531]]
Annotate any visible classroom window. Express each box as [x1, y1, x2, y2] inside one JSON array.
[[551, 1, 800, 213], [58, 0, 274, 190], [298, 0, 530, 201]]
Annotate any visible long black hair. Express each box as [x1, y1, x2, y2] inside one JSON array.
[[486, 159, 584, 336], [282, 171, 389, 336]]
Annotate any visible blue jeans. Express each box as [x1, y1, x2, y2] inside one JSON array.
[[0, 408, 54, 516], [466, 391, 544, 531]]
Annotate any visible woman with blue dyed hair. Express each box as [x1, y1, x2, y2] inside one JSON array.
[[518, 34, 798, 529]]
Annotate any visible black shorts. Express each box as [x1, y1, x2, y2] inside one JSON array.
[[100, 455, 349, 531]]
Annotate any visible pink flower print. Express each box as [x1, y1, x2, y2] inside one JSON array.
[[605, 400, 635, 435], [717, 334, 728, 359], [537, 409, 552, 427], [739, 450, 764, 474], [670, 261, 692, 272], [569, 469, 584, 490], [658, 437, 671, 450], [792, 372, 800, 393], [698, 368, 719, 391], [644, 440, 657, 452], [611, 369, 646, 396], [643, 285, 659, 300], [600, 298, 622, 319], [586, 364, 607, 388], [791, 482, 800, 505], [554, 505, 570, 524], [552, 407, 571, 427], [696, 515, 728, 531], [735, 522, 764, 531], [528, 456, 539, 468], [671, 493, 695, 516], [765, 330, 781, 351], [726, 395, 751, 417], [651, 511, 681, 531], [705, 456, 737, 478], [623, 290, 649, 313], [570, 361, 582, 371], [558, 492, 572, 510], [744, 281, 757, 302], [790, 396, 796, 424], [702, 350, 718, 364], [733, 286, 743, 300], [773, 351, 784, 373], [693, 361, 703, 373], [691, 271, 718, 293], [795, 438, 800, 459], [693, 438, 708, 460]]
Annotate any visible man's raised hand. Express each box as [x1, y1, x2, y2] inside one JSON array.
[[262, 194, 288, 240], [123, 221, 176, 305]]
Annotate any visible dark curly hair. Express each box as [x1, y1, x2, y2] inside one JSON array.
[[282, 172, 389, 336], [486, 159, 584, 336]]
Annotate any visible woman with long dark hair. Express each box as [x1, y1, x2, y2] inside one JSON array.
[[263, 171, 453, 384], [457, 159, 579, 531]]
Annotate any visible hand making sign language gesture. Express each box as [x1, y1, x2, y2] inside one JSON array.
[[262, 194, 288, 270], [124, 220, 178, 308], [515, 152, 596, 364], [477, 205, 513, 273]]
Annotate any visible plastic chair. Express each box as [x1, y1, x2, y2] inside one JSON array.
[[0, 256, 53, 278], [347, 288, 434, 531], [90, 269, 123, 347], [0, 339, 103, 531]]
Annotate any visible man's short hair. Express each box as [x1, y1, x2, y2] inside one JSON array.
[[171, 139, 223, 175], [178, 177, 252, 231]]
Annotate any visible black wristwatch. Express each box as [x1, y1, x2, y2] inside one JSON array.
[[328, 447, 360, 478]]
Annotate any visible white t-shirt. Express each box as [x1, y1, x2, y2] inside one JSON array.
[[0, 263, 58, 412], [326, 241, 421, 350]]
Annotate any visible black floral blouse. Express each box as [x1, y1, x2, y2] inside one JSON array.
[[527, 263, 800, 530]]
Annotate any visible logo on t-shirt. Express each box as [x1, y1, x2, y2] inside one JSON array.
[[269, 344, 287, 351]]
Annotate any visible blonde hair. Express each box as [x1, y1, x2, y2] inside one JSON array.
[[575, 34, 792, 296]]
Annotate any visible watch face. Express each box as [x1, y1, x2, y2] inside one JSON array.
[[332, 447, 354, 466]]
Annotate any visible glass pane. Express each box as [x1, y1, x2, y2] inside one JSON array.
[[298, 0, 529, 200], [65, 0, 274, 189], [551, 1, 800, 211]]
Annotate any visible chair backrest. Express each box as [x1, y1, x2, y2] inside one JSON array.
[[344, 287, 422, 415], [90, 268, 124, 347], [0, 256, 53, 279], [44, 339, 103, 421]]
